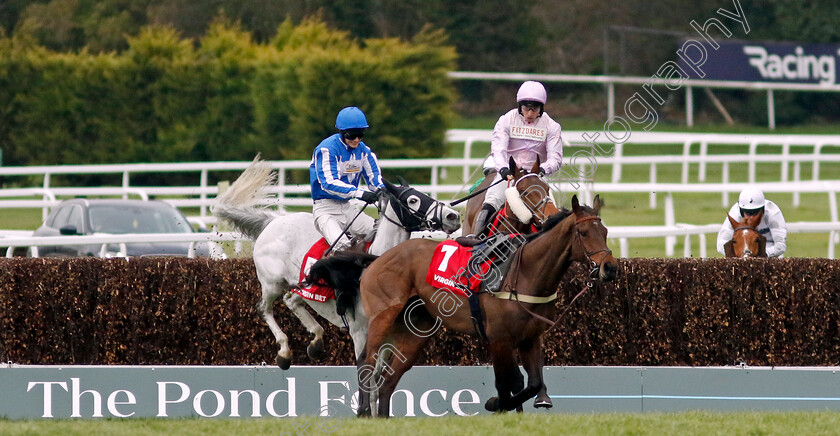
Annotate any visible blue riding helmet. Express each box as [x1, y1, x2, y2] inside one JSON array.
[[335, 107, 369, 130]]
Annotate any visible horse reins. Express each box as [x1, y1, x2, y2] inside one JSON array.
[[495, 214, 612, 332], [323, 203, 370, 257], [448, 177, 506, 206]]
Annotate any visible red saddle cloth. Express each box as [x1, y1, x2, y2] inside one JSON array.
[[425, 240, 492, 297], [295, 238, 335, 302]]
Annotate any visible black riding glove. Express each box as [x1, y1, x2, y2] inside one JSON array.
[[359, 190, 378, 204], [538, 167, 546, 177], [499, 167, 512, 179]]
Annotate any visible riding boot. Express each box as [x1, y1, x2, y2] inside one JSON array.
[[473, 203, 497, 237], [326, 240, 350, 257]]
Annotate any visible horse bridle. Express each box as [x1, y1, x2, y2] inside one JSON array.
[[512, 173, 555, 228], [731, 226, 762, 256], [378, 186, 446, 232], [574, 215, 612, 285]]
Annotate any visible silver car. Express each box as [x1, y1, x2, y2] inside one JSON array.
[[31, 199, 216, 258]]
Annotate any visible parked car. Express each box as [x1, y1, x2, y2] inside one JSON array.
[[31, 199, 220, 258]]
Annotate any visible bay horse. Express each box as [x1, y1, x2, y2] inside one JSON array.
[[462, 156, 559, 237], [461, 155, 559, 408], [724, 210, 767, 257], [314, 195, 618, 417], [211, 157, 460, 369]]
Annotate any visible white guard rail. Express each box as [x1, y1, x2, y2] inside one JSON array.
[[0, 232, 243, 259], [5, 222, 838, 259], [1, 130, 839, 258], [447, 71, 840, 130]]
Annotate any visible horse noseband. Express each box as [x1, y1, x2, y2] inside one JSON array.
[[574, 215, 612, 281]]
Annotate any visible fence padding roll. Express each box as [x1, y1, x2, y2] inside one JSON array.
[[1, 257, 839, 366]]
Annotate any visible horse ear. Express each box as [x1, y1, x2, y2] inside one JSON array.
[[571, 194, 580, 212], [383, 179, 396, 193], [508, 156, 517, 174], [530, 156, 541, 174], [752, 208, 765, 226], [727, 214, 739, 229], [396, 176, 408, 187], [723, 240, 735, 257], [756, 234, 767, 257], [592, 194, 602, 214]]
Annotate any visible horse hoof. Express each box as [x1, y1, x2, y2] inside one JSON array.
[[307, 339, 325, 360], [275, 355, 292, 370], [484, 397, 500, 412], [534, 397, 554, 409]]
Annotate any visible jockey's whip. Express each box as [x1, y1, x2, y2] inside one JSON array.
[[449, 178, 506, 207], [323, 202, 371, 257]]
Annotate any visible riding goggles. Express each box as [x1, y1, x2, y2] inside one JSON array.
[[740, 206, 764, 216], [519, 101, 543, 111], [342, 129, 366, 140]]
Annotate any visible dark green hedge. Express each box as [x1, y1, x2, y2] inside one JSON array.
[[2, 257, 840, 367], [0, 18, 455, 170]]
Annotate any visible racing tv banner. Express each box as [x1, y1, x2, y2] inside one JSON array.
[[678, 40, 840, 85]]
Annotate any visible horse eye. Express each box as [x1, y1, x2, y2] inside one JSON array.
[[579, 231, 588, 237]]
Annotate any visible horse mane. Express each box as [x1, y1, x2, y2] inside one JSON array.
[[304, 252, 379, 298], [525, 208, 574, 241]]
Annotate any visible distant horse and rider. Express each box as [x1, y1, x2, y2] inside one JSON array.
[[723, 211, 767, 258], [212, 157, 461, 370], [718, 186, 787, 258]]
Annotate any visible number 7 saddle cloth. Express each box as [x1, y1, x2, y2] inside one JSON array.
[[425, 234, 524, 297]]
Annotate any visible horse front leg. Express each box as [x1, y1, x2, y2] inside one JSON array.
[[349, 301, 372, 417], [506, 337, 545, 410], [257, 283, 293, 369], [534, 383, 553, 409], [359, 305, 403, 418], [355, 347, 372, 417], [485, 342, 518, 413], [282, 291, 326, 360]]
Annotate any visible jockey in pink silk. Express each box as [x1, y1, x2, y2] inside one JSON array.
[[471, 81, 564, 237]]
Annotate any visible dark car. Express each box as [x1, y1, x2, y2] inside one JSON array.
[[31, 199, 219, 258]]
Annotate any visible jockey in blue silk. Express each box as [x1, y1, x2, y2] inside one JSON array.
[[310, 106, 385, 251]]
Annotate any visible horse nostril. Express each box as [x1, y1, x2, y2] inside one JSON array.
[[602, 262, 618, 280], [447, 213, 459, 222]]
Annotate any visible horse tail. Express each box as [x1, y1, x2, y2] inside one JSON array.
[[212, 154, 281, 240], [304, 252, 379, 300]]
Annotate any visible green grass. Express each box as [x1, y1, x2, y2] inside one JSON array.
[[3, 411, 840, 435]]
